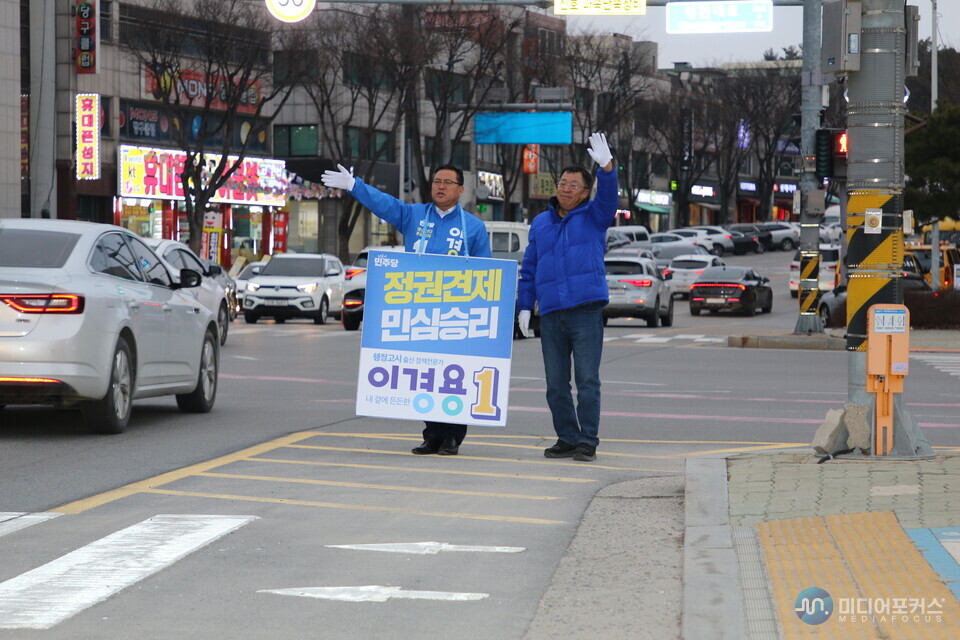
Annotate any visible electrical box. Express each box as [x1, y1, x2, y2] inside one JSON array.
[[821, 0, 862, 74], [866, 304, 910, 455]]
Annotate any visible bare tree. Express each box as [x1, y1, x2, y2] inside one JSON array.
[[300, 6, 434, 261], [121, 0, 305, 254]]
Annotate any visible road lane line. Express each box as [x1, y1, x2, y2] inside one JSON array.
[[246, 457, 596, 483], [53, 432, 321, 515], [196, 472, 563, 500], [0, 514, 256, 630], [140, 489, 566, 525], [0, 513, 61, 538]]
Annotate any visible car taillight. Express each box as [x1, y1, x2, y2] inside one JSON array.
[[0, 294, 85, 314], [0, 376, 63, 383], [620, 279, 652, 287], [661, 269, 672, 277], [344, 298, 363, 307], [345, 268, 365, 280], [696, 270, 704, 275], [692, 283, 746, 290], [724, 235, 732, 240]]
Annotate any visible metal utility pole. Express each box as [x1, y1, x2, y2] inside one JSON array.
[[843, 0, 931, 456], [931, 0, 938, 111], [794, 0, 826, 334]]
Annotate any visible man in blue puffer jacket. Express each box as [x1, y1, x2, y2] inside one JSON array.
[[517, 132, 617, 462], [321, 163, 491, 456]]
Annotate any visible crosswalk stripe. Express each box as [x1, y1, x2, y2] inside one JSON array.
[[0, 513, 60, 539], [0, 514, 256, 630], [912, 353, 960, 378]]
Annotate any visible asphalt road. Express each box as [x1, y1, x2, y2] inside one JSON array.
[[2, 247, 958, 639]]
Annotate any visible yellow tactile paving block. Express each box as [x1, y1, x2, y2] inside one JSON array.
[[757, 511, 960, 639]]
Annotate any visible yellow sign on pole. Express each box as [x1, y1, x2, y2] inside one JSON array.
[[554, 0, 647, 15]]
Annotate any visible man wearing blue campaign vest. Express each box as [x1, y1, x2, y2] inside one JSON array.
[[321, 163, 491, 455]]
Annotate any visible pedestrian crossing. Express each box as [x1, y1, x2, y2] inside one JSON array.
[[603, 332, 726, 345], [911, 353, 960, 378], [0, 513, 256, 630]]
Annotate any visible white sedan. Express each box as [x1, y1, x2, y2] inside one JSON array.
[[143, 238, 232, 345], [0, 219, 220, 434], [663, 254, 726, 299]]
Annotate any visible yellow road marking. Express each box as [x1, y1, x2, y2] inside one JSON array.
[[247, 457, 596, 483], [54, 432, 321, 514], [670, 443, 809, 457], [284, 444, 680, 473], [141, 489, 565, 525], [197, 472, 562, 501], [757, 511, 960, 638], [315, 432, 805, 446]]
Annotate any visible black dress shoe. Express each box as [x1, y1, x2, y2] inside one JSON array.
[[412, 440, 441, 455], [437, 436, 459, 456]]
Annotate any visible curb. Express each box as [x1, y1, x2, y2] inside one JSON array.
[[727, 334, 846, 350]]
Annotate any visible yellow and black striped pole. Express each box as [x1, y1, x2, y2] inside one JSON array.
[[845, 191, 903, 351]]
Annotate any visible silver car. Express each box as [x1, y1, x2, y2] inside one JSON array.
[[603, 256, 674, 328], [0, 219, 219, 434]]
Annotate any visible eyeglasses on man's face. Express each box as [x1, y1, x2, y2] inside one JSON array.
[[556, 181, 586, 191], [432, 179, 461, 186]]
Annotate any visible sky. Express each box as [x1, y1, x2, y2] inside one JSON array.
[[567, 2, 958, 68]]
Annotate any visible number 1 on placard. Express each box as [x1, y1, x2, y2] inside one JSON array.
[[471, 367, 501, 421]]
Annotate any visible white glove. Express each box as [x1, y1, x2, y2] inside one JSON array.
[[586, 132, 613, 169], [321, 164, 355, 191], [518, 310, 532, 338]]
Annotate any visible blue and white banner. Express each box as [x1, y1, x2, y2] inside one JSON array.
[[356, 251, 518, 426]]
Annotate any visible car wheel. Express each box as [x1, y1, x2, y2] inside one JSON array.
[[342, 311, 361, 331], [790, 290, 799, 299], [780, 238, 795, 251], [244, 312, 258, 324], [646, 301, 660, 328], [819, 304, 831, 328], [275, 317, 286, 324], [661, 297, 674, 327], [762, 296, 773, 314], [690, 305, 701, 316], [176, 330, 218, 413], [602, 316, 609, 327], [754, 243, 766, 254], [314, 297, 329, 324], [217, 302, 230, 346], [745, 298, 757, 316], [712, 246, 724, 257], [81, 337, 133, 434]]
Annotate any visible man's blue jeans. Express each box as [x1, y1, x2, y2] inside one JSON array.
[[539, 302, 604, 448]]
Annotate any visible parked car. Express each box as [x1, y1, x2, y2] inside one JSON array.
[[820, 221, 843, 244], [757, 221, 800, 251], [817, 272, 931, 328], [0, 219, 219, 433], [200, 257, 238, 321], [728, 230, 760, 255], [234, 260, 267, 314], [611, 225, 651, 245], [143, 238, 232, 346], [606, 228, 634, 253], [789, 244, 841, 297], [689, 265, 773, 316], [662, 254, 726, 299], [484, 221, 529, 262], [651, 241, 710, 269], [725, 223, 772, 252], [670, 228, 719, 255], [603, 256, 674, 327], [340, 246, 406, 331], [685, 225, 736, 255], [243, 253, 345, 324]]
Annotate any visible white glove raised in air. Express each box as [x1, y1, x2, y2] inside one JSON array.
[[518, 310, 532, 338], [586, 132, 613, 169], [321, 164, 356, 191]]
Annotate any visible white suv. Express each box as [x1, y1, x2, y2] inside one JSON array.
[[790, 244, 841, 297], [243, 253, 345, 324]]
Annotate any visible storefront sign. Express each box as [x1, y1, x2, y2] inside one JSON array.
[[118, 145, 286, 206], [75, 0, 98, 74], [143, 67, 260, 114], [272, 210, 289, 252], [20, 96, 28, 178], [774, 182, 798, 195], [200, 210, 224, 263], [76, 94, 101, 180], [634, 189, 672, 207], [739, 181, 758, 192], [477, 171, 505, 201], [554, 0, 647, 15], [530, 172, 557, 200], [690, 184, 716, 198], [357, 251, 517, 426], [265, 0, 316, 23]]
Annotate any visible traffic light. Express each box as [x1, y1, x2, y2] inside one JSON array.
[[815, 128, 834, 180]]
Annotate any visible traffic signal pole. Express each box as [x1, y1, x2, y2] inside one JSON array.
[[843, 0, 931, 457], [794, 0, 826, 334]]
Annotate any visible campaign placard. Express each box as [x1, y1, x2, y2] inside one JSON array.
[[356, 251, 518, 427]]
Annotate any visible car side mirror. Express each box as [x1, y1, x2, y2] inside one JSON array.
[[762, 277, 770, 284], [206, 264, 223, 277], [663, 273, 673, 281], [177, 268, 202, 289]]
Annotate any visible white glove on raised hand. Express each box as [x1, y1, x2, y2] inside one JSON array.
[[321, 164, 356, 191], [586, 132, 613, 169], [518, 310, 532, 338]]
